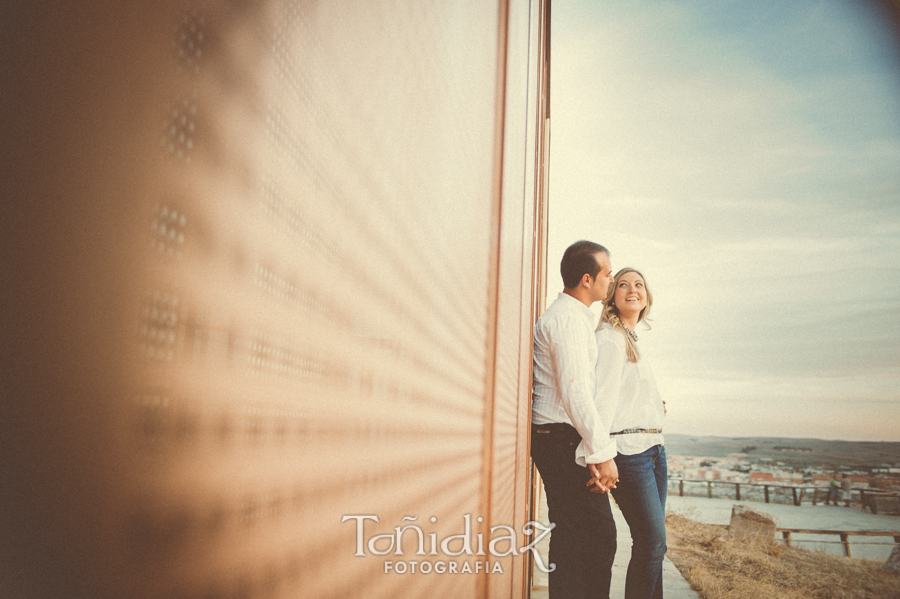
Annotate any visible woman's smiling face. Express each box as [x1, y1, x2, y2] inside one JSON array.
[[613, 271, 647, 316]]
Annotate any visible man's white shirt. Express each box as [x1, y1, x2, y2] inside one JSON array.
[[532, 293, 617, 466]]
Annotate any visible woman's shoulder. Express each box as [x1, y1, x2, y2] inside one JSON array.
[[595, 322, 626, 346]]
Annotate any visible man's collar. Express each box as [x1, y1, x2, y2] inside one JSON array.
[[558, 292, 596, 319]]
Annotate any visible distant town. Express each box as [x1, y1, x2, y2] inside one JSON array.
[[664, 434, 900, 502]]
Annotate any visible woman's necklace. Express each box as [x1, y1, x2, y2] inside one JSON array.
[[623, 325, 639, 343]]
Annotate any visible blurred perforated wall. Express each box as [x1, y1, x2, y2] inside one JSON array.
[[1, 1, 549, 598]]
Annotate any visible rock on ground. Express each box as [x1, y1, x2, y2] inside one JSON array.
[[729, 503, 778, 544]]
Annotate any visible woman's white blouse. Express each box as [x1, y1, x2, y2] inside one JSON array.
[[594, 322, 665, 456]]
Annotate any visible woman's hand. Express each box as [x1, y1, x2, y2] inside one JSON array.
[[586, 459, 619, 494]]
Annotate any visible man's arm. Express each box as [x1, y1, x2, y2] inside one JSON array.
[[582, 332, 632, 492], [549, 317, 618, 486]]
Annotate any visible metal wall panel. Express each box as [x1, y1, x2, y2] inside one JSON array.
[[0, 1, 546, 598], [486, 0, 549, 598]]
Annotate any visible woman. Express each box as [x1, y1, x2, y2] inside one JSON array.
[[594, 268, 667, 599]]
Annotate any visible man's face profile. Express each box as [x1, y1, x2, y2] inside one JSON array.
[[588, 251, 612, 303]]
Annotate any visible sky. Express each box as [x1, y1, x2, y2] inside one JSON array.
[[548, 0, 900, 442]]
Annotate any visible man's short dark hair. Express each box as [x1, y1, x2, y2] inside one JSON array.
[[560, 240, 609, 289]]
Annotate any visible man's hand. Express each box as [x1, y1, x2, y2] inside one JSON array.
[[586, 459, 618, 494]]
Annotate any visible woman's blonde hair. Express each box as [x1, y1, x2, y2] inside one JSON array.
[[598, 267, 653, 362]]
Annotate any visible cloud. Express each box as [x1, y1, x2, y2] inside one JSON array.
[[657, 367, 900, 441], [548, 0, 900, 440], [552, 1, 900, 205]]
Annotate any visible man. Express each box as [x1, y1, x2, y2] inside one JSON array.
[[531, 240, 619, 599], [841, 474, 853, 507]]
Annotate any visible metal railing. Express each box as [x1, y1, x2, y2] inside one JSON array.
[[779, 528, 900, 558], [669, 478, 900, 511], [709, 523, 900, 558]]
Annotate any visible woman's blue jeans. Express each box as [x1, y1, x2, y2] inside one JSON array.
[[611, 444, 668, 599]]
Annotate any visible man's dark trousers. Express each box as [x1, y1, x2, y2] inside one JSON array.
[[531, 423, 616, 599]]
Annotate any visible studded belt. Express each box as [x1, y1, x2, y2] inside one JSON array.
[[610, 428, 662, 435]]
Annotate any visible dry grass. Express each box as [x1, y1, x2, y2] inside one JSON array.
[[665, 510, 900, 599]]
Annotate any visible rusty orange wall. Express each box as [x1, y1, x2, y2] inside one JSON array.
[[0, 1, 546, 598]]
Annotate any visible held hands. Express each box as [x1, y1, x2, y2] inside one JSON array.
[[586, 458, 618, 494]]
